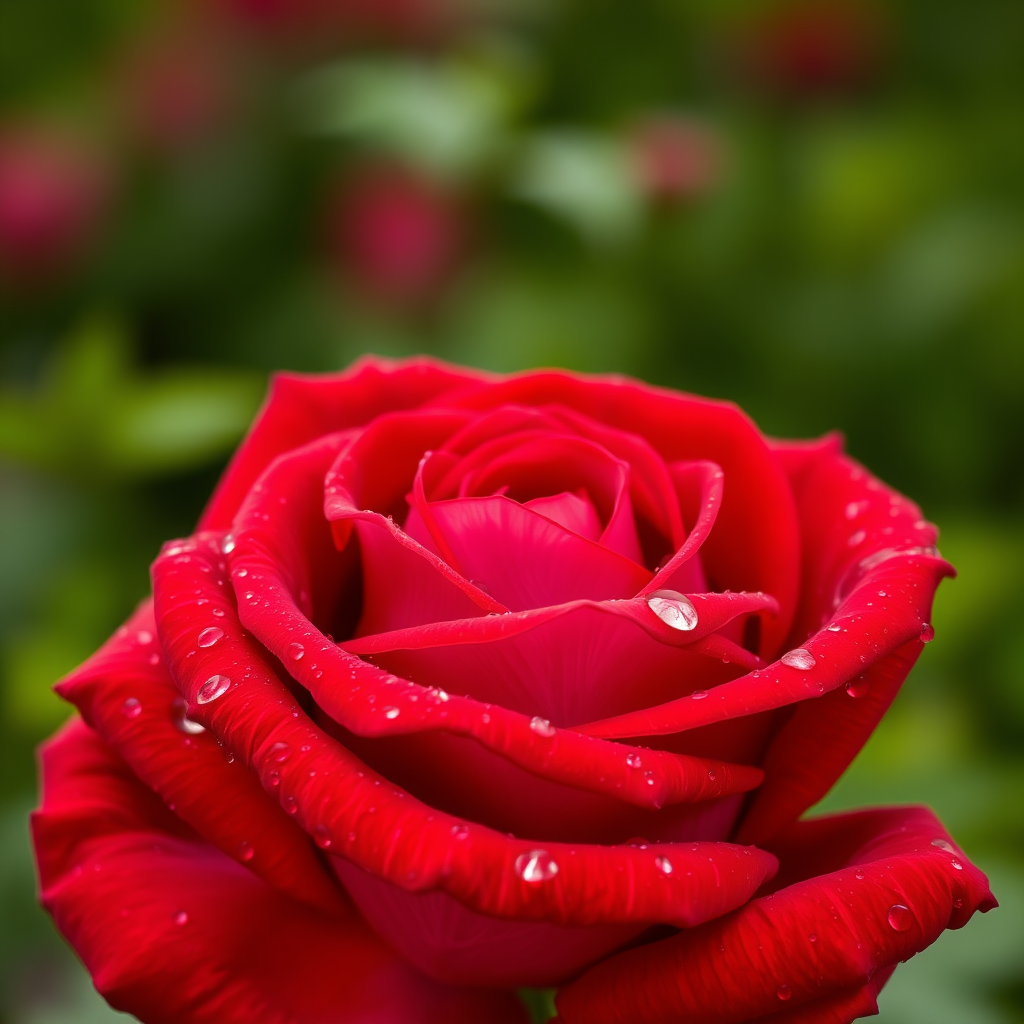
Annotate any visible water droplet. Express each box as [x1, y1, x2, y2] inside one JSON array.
[[136, 630, 153, 645], [221, 535, 236, 554], [313, 825, 333, 849], [855, 870, 865, 880], [450, 823, 470, 840], [931, 838, 955, 852], [848, 530, 867, 547], [826, 622, 842, 632], [268, 741, 291, 763], [809, 933, 817, 943], [121, 697, 142, 718], [776, 984, 792, 1001], [691, 690, 708, 700], [887, 904, 913, 931], [920, 623, 935, 643], [626, 752, 642, 769], [951, 858, 963, 871], [515, 849, 559, 882], [530, 716, 556, 737], [174, 911, 189, 926], [953, 898, 964, 909], [236, 568, 248, 578], [846, 677, 871, 698], [197, 627, 224, 648], [708, 768, 717, 781], [781, 648, 816, 670], [172, 697, 205, 734], [238, 841, 254, 862], [197, 674, 231, 704], [288, 642, 305, 661], [212, 607, 226, 618], [655, 856, 673, 875], [383, 706, 400, 720], [647, 590, 699, 631], [284, 796, 298, 815], [845, 500, 868, 520]]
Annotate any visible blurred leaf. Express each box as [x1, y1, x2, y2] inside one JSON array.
[[510, 131, 643, 247]]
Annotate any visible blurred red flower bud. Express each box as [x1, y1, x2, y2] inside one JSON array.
[[200, 0, 457, 49], [327, 164, 467, 310], [734, 0, 887, 98], [629, 117, 723, 202], [121, 29, 237, 152], [0, 129, 107, 288]]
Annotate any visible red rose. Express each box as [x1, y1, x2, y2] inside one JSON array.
[[33, 358, 995, 1024]]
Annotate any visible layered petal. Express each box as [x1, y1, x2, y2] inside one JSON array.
[[556, 807, 996, 1024], [32, 719, 526, 1024]]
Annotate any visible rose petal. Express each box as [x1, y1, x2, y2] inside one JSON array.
[[556, 807, 996, 1024], [33, 719, 527, 1024], [202, 356, 487, 530], [55, 599, 342, 910]]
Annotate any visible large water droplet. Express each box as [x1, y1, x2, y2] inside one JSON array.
[[197, 674, 231, 704], [776, 985, 792, 1001], [931, 838, 955, 852], [197, 627, 224, 648], [781, 648, 816, 670], [647, 590, 699, 631], [221, 535, 236, 554], [268, 741, 291, 763], [530, 716, 556, 737], [826, 622, 842, 632], [288, 642, 305, 661], [655, 856, 673, 875], [515, 849, 559, 882], [172, 696, 205, 735], [691, 690, 708, 700], [383, 706, 400, 720], [626, 752, 642, 769], [887, 904, 913, 931], [121, 697, 142, 719], [920, 623, 935, 643]]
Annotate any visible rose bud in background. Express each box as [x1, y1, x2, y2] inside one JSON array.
[[326, 164, 468, 312], [629, 116, 724, 204], [732, 0, 888, 99], [0, 128, 107, 289], [119, 26, 239, 154], [200, 0, 457, 50]]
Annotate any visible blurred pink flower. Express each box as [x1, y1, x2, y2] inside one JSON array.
[[327, 164, 468, 310], [0, 129, 107, 287], [630, 117, 723, 202]]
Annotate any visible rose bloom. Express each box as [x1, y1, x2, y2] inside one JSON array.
[[33, 358, 995, 1024]]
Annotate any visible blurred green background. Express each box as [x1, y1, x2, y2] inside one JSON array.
[[0, 0, 1022, 1020]]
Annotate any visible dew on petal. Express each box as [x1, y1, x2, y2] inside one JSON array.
[[826, 622, 842, 632], [288, 642, 305, 661], [920, 623, 935, 643], [174, 911, 189, 926], [136, 630, 154, 645], [450, 823, 470, 840], [776, 985, 792, 1001], [171, 696, 205, 735], [313, 825, 333, 850], [238, 841, 254, 862], [197, 674, 231, 704], [846, 677, 871, 698], [655, 856, 673, 875], [626, 752, 642, 769], [383, 706, 400, 720], [515, 849, 559, 882], [197, 627, 224, 648], [691, 690, 708, 700], [646, 590, 699, 631], [530, 716, 556, 737], [121, 697, 142, 719], [221, 535, 236, 554], [268, 741, 291, 763], [887, 904, 913, 931], [781, 648, 816, 670], [931, 838, 955, 852]]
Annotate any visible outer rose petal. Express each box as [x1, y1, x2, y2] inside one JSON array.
[[33, 719, 527, 1024], [200, 356, 487, 531], [555, 806, 995, 1024]]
